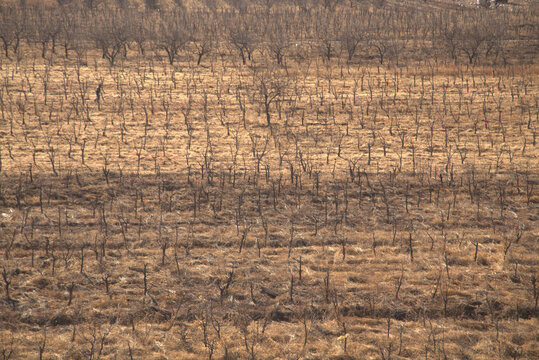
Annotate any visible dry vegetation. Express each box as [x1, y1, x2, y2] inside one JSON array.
[[0, 0, 538, 359]]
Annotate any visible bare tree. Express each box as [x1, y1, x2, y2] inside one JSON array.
[[0, 4, 26, 59], [144, 0, 161, 11], [482, 15, 509, 64], [292, 0, 317, 14], [59, 2, 84, 59], [225, 0, 250, 14], [92, 5, 130, 66], [29, 6, 61, 59], [82, 0, 104, 10], [321, 0, 344, 12], [189, 13, 216, 65], [228, 16, 259, 65], [129, 9, 153, 57], [387, 36, 407, 66], [459, 21, 486, 65], [256, 0, 280, 15], [157, 10, 191, 66], [441, 23, 460, 63], [314, 11, 338, 61], [252, 66, 288, 127], [372, 38, 390, 65], [266, 18, 292, 66], [339, 16, 365, 62]]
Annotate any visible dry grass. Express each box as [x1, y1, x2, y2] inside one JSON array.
[[0, 8, 538, 359]]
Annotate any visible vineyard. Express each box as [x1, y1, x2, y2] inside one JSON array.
[[0, 0, 538, 359]]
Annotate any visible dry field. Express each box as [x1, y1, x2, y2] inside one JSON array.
[[0, 1, 538, 359]]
